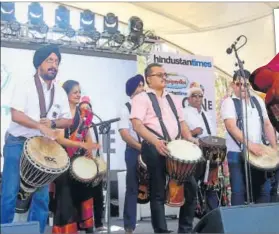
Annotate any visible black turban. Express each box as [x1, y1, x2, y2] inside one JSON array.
[[33, 44, 61, 69]]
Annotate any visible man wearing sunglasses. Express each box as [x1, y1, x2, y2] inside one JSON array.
[[221, 69, 277, 206], [183, 84, 220, 213], [130, 63, 198, 233]]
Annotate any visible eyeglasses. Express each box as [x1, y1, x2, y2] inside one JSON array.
[[191, 94, 203, 98], [149, 73, 168, 79], [234, 82, 250, 87], [45, 58, 59, 66]]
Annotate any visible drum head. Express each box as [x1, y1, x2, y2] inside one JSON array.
[[199, 136, 226, 148], [24, 136, 69, 170], [71, 156, 98, 181], [247, 145, 279, 171], [95, 157, 107, 174], [167, 140, 203, 162]]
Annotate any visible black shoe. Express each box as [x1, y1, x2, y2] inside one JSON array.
[[154, 229, 173, 233]]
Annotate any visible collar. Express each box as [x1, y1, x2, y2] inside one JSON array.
[[39, 75, 54, 90], [146, 88, 168, 97], [187, 105, 202, 114]]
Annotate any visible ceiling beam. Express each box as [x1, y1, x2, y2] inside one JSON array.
[[130, 2, 200, 32]]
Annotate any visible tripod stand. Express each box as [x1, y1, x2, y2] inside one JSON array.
[[91, 115, 120, 234]]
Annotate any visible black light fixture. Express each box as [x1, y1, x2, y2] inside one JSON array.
[[127, 16, 145, 47], [104, 13, 119, 34], [55, 5, 70, 30], [80, 9, 95, 32], [28, 2, 49, 34], [1, 2, 16, 22]]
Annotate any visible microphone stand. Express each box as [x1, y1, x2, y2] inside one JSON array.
[[91, 114, 120, 234], [229, 35, 253, 204]]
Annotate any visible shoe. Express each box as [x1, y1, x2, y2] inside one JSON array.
[[125, 228, 133, 234], [95, 226, 107, 233]]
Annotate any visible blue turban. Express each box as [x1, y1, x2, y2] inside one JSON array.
[[125, 74, 144, 97], [33, 44, 61, 69]]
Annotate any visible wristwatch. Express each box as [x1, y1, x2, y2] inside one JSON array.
[[51, 120, 57, 129]]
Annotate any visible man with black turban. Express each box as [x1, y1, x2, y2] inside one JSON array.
[[1, 45, 72, 233]]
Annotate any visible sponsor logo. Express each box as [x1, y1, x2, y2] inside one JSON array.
[[166, 78, 188, 90], [154, 55, 212, 68]]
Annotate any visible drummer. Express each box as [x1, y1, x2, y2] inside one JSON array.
[[130, 63, 198, 233], [183, 83, 219, 211], [118, 74, 145, 234], [1, 45, 72, 233], [221, 69, 277, 205]]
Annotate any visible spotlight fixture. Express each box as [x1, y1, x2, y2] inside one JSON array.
[[28, 2, 49, 35], [104, 13, 119, 34], [80, 9, 95, 32], [9, 21, 21, 32], [128, 16, 143, 34], [55, 5, 70, 30], [1, 2, 16, 22], [112, 33, 125, 45]]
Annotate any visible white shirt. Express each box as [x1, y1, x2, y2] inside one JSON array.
[[183, 106, 216, 138], [7, 77, 72, 138], [221, 94, 268, 152], [118, 100, 140, 142], [90, 126, 104, 158]]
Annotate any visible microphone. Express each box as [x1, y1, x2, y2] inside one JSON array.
[[226, 35, 244, 54]]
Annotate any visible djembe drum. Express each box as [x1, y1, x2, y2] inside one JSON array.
[[165, 139, 204, 207], [16, 136, 70, 213], [198, 136, 227, 189], [137, 154, 150, 204], [92, 157, 107, 187]]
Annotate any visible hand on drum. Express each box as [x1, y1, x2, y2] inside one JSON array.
[[38, 124, 56, 140], [248, 142, 264, 157], [39, 118, 51, 128], [189, 137, 199, 146], [155, 139, 170, 157], [81, 141, 100, 154], [193, 127, 203, 136]]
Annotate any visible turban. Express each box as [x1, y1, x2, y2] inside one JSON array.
[[126, 74, 144, 97], [33, 44, 61, 69]]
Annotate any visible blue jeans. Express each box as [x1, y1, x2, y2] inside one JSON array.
[[1, 135, 49, 233], [227, 151, 271, 205], [123, 146, 139, 231]]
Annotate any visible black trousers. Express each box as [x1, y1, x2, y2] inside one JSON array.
[[92, 181, 104, 228], [142, 141, 197, 233]]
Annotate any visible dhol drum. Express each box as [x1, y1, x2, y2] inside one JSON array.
[[137, 154, 150, 204], [17, 136, 70, 213], [92, 157, 107, 187], [165, 139, 204, 207], [70, 156, 98, 184], [245, 144, 279, 171], [198, 136, 227, 189]]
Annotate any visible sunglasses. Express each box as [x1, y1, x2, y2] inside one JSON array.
[[191, 94, 204, 98], [234, 82, 250, 87]]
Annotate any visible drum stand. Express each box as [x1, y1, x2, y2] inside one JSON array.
[[228, 35, 254, 204], [92, 117, 120, 234]]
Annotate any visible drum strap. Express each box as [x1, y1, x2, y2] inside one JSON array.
[[125, 102, 142, 143], [147, 93, 181, 141], [229, 96, 267, 149], [201, 112, 211, 135], [34, 73, 55, 118], [92, 124, 100, 157]]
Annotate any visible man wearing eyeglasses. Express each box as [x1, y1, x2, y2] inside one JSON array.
[[130, 63, 198, 233], [183, 83, 219, 213], [221, 69, 277, 206]]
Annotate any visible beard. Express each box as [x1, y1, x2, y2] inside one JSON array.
[[40, 68, 57, 81]]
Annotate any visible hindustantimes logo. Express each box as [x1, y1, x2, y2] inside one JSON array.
[[154, 55, 212, 68]]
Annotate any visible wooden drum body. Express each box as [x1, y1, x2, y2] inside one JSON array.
[[137, 154, 150, 204]]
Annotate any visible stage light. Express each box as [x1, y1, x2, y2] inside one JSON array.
[[104, 13, 119, 34], [128, 16, 143, 34], [112, 33, 125, 44], [9, 21, 20, 32], [1, 2, 16, 22], [80, 9, 95, 32], [28, 2, 43, 26], [55, 5, 70, 30]]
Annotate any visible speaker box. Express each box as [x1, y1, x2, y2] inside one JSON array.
[[1, 221, 40, 234], [193, 203, 279, 233]]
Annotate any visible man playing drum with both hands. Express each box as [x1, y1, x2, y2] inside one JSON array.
[[221, 69, 277, 206], [118, 75, 145, 234], [131, 63, 199, 233], [1, 45, 72, 234], [183, 83, 222, 212]]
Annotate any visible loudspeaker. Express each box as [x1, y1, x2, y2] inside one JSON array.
[[1, 221, 40, 234], [193, 203, 279, 233]]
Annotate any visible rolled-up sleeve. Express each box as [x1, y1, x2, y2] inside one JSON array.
[[130, 93, 148, 122]]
